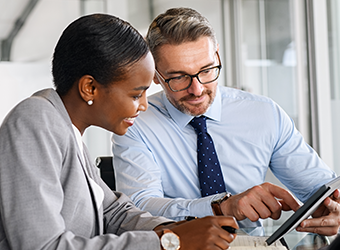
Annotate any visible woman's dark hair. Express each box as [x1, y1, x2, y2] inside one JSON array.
[[52, 14, 149, 95]]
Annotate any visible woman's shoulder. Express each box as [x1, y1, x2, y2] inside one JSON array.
[[2, 88, 69, 132]]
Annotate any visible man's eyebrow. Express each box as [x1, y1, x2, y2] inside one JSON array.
[[166, 61, 216, 75]]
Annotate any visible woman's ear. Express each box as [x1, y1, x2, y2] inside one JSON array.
[[78, 75, 95, 104]]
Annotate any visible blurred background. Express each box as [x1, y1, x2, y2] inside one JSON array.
[[1, 0, 340, 229]]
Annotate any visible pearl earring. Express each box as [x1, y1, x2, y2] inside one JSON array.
[[87, 100, 93, 106]]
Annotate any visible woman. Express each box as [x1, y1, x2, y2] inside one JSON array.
[[0, 14, 237, 250]]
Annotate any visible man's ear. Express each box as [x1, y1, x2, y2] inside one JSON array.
[[78, 75, 95, 103], [153, 73, 161, 85]]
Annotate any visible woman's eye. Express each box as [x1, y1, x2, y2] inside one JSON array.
[[133, 94, 142, 100]]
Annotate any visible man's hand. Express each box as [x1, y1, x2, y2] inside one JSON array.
[[154, 216, 238, 250], [220, 182, 300, 221], [296, 189, 340, 236]]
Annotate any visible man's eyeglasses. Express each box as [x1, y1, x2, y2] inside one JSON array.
[[155, 52, 222, 92]]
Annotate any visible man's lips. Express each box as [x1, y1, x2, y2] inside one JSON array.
[[181, 94, 206, 105]]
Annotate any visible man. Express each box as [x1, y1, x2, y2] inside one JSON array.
[[112, 7, 340, 234]]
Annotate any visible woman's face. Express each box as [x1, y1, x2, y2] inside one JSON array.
[[93, 52, 155, 135]]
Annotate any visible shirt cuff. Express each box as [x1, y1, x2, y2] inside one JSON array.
[[190, 192, 228, 217]]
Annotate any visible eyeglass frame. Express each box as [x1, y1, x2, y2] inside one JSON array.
[[155, 51, 222, 92]]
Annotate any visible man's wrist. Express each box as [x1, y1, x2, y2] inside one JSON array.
[[211, 192, 232, 215]]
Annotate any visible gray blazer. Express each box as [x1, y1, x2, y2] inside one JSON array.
[[0, 88, 171, 250]]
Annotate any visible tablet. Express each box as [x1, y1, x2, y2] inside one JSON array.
[[266, 176, 340, 246]]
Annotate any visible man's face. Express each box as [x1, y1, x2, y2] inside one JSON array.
[[154, 37, 219, 116]]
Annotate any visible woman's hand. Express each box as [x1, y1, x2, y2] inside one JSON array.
[[154, 216, 238, 250]]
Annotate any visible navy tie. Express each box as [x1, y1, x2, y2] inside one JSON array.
[[190, 116, 226, 197]]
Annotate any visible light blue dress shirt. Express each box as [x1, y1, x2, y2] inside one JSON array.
[[112, 86, 335, 227]]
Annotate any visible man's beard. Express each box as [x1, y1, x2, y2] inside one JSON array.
[[167, 88, 216, 116]]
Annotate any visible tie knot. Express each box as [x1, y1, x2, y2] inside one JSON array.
[[190, 116, 207, 134]]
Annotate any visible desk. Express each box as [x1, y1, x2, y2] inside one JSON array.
[[240, 226, 336, 250]]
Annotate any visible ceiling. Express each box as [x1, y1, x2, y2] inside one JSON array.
[[0, 0, 82, 62], [0, 0, 130, 62]]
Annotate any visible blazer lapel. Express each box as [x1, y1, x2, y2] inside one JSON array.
[[33, 88, 103, 235], [80, 148, 104, 235]]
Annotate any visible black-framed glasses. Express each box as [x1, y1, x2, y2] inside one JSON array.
[[155, 52, 222, 92]]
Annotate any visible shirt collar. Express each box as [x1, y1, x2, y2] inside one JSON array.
[[163, 86, 222, 129]]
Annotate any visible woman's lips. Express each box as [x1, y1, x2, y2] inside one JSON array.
[[124, 113, 139, 126]]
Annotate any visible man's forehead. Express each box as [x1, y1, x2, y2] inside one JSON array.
[[155, 38, 217, 73]]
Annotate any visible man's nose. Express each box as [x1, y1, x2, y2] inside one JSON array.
[[187, 76, 204, 96]]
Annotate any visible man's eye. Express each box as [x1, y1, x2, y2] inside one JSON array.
[[171, 75, 188, 83], [174, 75, 185, 80], [200, 68, 212, 75]]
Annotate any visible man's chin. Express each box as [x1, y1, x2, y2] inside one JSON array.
[[166, 91, 214, 116], [180, 103, 209, 116]]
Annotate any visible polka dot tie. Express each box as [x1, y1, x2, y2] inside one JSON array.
[[190, 116, 226, 197]]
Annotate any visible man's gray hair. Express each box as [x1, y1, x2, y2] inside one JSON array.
[[146, 7, 217, 62]]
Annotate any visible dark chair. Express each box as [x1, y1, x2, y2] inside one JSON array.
[[95, 156, 116, 190]]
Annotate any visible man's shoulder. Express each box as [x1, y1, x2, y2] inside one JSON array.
[[141, 91, 170, 120], [147, 91, 165, 108], [219, 86, 273, 104], [218, 86, 281, 120]]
